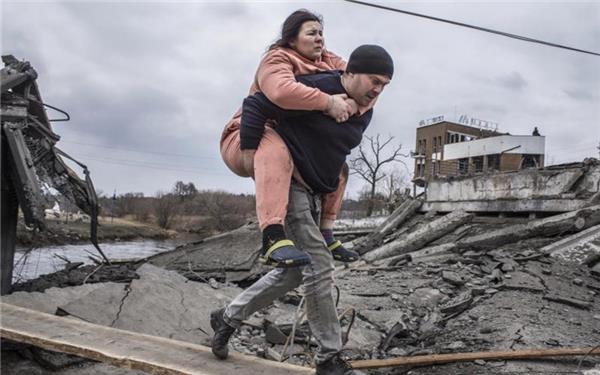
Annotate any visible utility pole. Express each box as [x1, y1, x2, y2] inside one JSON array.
[[111, 189, 116, 224]]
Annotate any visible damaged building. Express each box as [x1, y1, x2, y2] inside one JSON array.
[[412, 115, 545, 187]]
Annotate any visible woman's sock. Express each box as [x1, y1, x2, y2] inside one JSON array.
[[320, 228, 335, 246]]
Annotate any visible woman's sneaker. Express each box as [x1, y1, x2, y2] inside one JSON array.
[[259, 239, 311, 268], [260, 224, 310, 268], [328, 240, 359, 263]]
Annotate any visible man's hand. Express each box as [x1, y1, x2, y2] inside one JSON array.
[[324, 94, 353, 123], [241, 149, 256, 177], [345, 98, 358, 118]]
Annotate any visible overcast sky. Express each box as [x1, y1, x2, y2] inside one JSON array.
[[2, 1, 599, 198]]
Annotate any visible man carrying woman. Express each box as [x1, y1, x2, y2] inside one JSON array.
[[214, 10, 394, 373], [220, 9, 360, 268]]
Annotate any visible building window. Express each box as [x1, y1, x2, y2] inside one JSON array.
[[473, 156, 484, 173], [422, 139, 426, 154], [522, 154, 540, 169], [416, 160, 425, 177], [458, 158, 468, 175], [487, 154, 500, 171], [417, 140, 422, 155]]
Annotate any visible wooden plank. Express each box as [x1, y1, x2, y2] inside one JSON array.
[[0, 302, 312, 375], [350, 347, 600, 369]]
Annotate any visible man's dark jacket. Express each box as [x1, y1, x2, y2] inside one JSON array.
[[240, 70, 373, 193]]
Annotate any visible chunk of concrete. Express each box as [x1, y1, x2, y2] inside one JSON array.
[[57, 264, 242, 346], [357, 309, 414, 334], [407, 287, 444, 309], [442, 271, 466, 286], [543, 294, 592, 310], [344, 321, 383, 353], [440, 291, 473, 315], [364, 211, 473, 261], [148, 222, 265, 279], [57, 283, 129, 326], [2, 283, 111, 314], [30, 348, 87, 370], [501, 272, 545, 293], [265, 323, 288, 345]]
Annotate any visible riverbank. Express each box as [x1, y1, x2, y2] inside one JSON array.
[[16, 216, 174, 247]]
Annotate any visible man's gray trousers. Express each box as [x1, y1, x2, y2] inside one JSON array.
[[224, 182, 342, 364]]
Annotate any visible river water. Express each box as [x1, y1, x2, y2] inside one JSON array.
[[12, 240, 179, 283]]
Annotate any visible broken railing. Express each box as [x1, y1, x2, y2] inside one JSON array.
[[1, 55, 108, 294]]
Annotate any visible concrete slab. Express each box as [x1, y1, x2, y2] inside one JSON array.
[[56, 264, 242, 346], [57, 283, 129, 326], [543, 224, 600, 263], [344, 320, 382, 353], [501, 271, 545, 293], [148, 222, 268, 281], [358, 309, 408, 332], [425, 162, 600, 206], [2, 283, 111, 314]]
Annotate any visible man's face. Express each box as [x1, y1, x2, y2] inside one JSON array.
[[346, 73, 391, 106]]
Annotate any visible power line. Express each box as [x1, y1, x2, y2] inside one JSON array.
[[61, 140, 219, 160], [76, 153, 213, 170], [72, 154, 230, 176], [343, 0, 600, 57]]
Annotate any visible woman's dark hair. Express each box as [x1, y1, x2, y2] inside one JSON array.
[[269, 9, 323, 51]]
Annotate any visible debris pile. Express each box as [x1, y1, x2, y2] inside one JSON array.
[[2, 162, 600, 374]]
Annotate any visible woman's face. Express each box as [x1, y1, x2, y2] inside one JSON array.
[[290, 21, 324, 61]]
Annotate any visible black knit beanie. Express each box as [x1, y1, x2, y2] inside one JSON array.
[[346, 45, 394, 78]]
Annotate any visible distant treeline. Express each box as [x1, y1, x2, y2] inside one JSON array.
[[97, 181, 408, 234]]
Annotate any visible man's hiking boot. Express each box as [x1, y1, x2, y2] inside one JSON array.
[[316, 354, 365, 375], [328, 240, 359, 263], [210, 308, 236, 360], [260, 225, 310, 268]]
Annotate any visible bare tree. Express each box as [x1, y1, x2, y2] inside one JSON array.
[[114, 192, 144, 217], [194, 190, 252, 231], [349, 134, 407, 216], [382, 168, 411, 214], [154, 191, 179, 229], [173, 181, 198, 201]]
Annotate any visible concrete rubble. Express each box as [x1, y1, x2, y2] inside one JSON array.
[[147, 222, 270, 284], [2, 161, 600, 374], [422, 158, 600, 213]]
